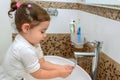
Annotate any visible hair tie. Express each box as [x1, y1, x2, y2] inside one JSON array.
[[27, 4, 32, 8], [16, 2, 21, 8]]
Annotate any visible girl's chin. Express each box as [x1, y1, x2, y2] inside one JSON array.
[[39, 40, 43, 42], [32, 42, 40, 45], [38, 40, 42, 43], [33, 40, 42, 45]]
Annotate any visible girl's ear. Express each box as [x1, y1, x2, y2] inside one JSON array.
[[21, 23, 30, 33]]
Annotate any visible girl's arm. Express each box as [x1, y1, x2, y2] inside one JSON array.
[[30, 58, 74, 79], [39, 58, 63, 70], [31, 68, 60, 79], [30, 64, 73, 79]]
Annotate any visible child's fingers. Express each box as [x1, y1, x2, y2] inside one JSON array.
[[64, 65, 75, 70]]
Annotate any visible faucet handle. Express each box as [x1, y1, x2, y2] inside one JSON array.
[[95, 40, 103, 48], [84, 40, 103, 52]]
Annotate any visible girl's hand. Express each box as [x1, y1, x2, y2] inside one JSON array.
[[58, 65, 74, 78], [64, 65, 75, 70]]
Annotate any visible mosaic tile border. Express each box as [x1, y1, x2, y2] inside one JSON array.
[[11, 0, 120, 21], [97, 53, 120, 80], [36, 1, 120, 21]]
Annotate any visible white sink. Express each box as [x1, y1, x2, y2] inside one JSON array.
[[44, 56, 92, 80]]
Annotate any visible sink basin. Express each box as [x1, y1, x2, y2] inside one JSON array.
[[44, 55, 92, 80]]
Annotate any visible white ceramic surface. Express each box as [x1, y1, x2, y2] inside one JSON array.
[[44, 56, 92, 80]]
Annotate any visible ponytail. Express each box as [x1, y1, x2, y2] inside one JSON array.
[[8, 1, 17, 18]]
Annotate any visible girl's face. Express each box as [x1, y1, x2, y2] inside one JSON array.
[[27, 21, 50, 45]]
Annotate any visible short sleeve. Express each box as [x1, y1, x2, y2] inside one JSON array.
[[19, 47, 40, 73], [35, 44, 44, 59]]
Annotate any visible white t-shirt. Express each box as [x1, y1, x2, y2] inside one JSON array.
[[2, 34, 44, 80]]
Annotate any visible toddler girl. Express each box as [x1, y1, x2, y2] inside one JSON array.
[[2, 1, 74, 80]]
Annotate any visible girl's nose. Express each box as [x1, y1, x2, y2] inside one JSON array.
[[44, 33, 47, 38]]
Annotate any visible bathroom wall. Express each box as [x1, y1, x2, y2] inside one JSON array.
[[78, 11, 120, 64], [0, 0, 12, 64], [47, 9, 80, 33], [85, 0, 120, 5]]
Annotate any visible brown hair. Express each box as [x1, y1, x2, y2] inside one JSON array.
[[8, 1, 50, 32]]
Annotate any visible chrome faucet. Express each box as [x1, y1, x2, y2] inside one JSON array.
[[74, 41, 103, 80]]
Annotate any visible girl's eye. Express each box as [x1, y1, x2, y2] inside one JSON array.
[[41, 31, 45, 33], [41, 31, 44, 33]]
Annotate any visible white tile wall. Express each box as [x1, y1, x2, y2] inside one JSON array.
[[85, 0, 120, 5], [47, 9, 80, 33], [0, 0, 12, 64], [78, 11, 120, 63]]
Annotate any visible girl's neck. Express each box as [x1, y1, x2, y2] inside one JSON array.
[[19, 32, 35, 46]]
